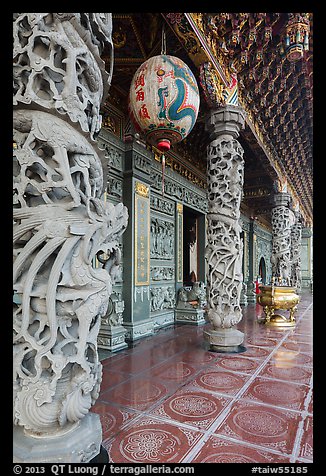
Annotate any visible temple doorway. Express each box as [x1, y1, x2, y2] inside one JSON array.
[[183, 206, 203, 286], [258, 257, 267, 284]]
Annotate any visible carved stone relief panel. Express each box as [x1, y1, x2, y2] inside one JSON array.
[[150, 194, 175, 216], [150, 266, 175, 281], [150, 218, 174, 260], [150, 285, 176, 312]]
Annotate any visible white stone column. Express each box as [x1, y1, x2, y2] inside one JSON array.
[[204, 105, 246, 352], [13, 13, 128, 462], [270, 193, 295, 284], [290, 211, 302, 292]]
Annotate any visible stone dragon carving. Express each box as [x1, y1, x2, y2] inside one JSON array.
[[270, 204, 295, 282], [205, 134, 244, 329], [290, 214, 302, 292], [13, 13, 128, 442]]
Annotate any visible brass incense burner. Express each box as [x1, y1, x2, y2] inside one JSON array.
[[257, 281, 300, 327]]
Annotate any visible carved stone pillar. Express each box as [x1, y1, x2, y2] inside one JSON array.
[[270, 193, 295, 283], [204, 105, 246, 352], [301, 227, 313, 290], [290, 212, 302, 292], [13, 13, 128, 462]]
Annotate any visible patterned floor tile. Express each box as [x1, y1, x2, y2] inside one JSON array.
[[307, 391, 313, 414], [211, 354, 262, 374], [187, 368, 250, 396], [240, 377, 310, 411], [104, 416, 204, 463], [257, 362, 312, 385], [99, 369, 130, 394], [214, 400, 302, 455], [297, 415, 313, 461], [269, 349, 313, 368], [191, 435, 292, 463], [149, 389, 232, 430], [99, 376, 170, 411], [241, 345, 272, 359], [281, 340, 313, 354], [140, 361, 198, 392], [245, 336, 280, 347], [176, 347, 219, 366], [91, 402, 139, 440]]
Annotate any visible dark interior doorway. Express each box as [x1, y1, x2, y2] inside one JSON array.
[[258, 257, 266, 284], [183, 206, 201, 286]]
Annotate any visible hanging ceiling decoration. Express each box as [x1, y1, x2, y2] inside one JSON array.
[[280, 13, 310, 62]]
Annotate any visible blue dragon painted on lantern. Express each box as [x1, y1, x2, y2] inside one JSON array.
[[157, 56, 198, 134]]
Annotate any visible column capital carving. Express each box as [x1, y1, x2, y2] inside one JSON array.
[[205, 104, 246, 140], [272, 192, 292, 208]]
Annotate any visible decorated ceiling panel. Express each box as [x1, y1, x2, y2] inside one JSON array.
[[102, 12, 313, 225]]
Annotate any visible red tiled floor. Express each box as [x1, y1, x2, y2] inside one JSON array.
[[307, 391, 313, 414], [176, 348, 218, 366], [93, 292, 313, 463]]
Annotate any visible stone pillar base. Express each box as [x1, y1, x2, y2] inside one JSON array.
[[204, 327, 245, 353], [175, 308, 206, 325], [13, 412, 102, 463], [124, 319, 154, 342], [98, 325, 128, 353]]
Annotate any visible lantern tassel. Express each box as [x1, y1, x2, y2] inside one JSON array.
[[162, 153, 165, 197]]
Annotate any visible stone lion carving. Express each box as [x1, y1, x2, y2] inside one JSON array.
[[177, 281, 207, 309]]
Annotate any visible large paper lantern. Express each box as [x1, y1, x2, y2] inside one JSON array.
[[128, 54, 200, 153]]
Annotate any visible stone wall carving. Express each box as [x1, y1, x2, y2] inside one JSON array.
[[150, 160, 208, 213], [97, 139, 124, 172], [150, 286, 176, 312], [100, 292, 124, 327], [205, 134, 244, 328], [151, 266, 175, 281], [13, 12, 128, 451], [150, 194, 175, 216], [150, 218, 174, 260]]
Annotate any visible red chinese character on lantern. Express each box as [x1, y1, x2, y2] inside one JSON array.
[[135, 74, 145, 89], [136, 89, 145, 101], [139, 104, 150, 119]]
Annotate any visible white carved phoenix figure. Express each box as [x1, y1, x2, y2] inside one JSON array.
[[13, 109, 128, 435]]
